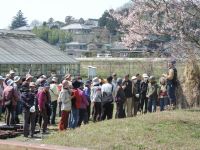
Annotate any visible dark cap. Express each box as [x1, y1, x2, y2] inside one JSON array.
[[107, 76, 113, 82], [72, 80, 81, 88]]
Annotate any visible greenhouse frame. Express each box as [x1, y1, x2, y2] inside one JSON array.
[[0, 30, 79, 77]]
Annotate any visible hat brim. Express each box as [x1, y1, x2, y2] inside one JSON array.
[[14, 79, 20, 83], [8, 81, 14, 86], [26, 76, 33, 81], [143, 76, 149, 78], [93, 82, 99, 85]]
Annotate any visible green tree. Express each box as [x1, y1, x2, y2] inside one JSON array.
[[11, 10, 27, 29], [98, 10, 120, 35], [32, 27, 73, 51]]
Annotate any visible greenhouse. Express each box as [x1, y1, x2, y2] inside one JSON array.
[[0, 30, 79, 77]]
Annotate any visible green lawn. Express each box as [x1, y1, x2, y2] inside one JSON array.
[[42, 109, 200, 150]]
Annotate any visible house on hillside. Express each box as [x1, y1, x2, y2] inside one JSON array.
[[61, 23, 92, 34], [65, 42, 89, 57], [109, 42, 129, 57], [85, 19, 99, 28], [0, 30, 79, 78]]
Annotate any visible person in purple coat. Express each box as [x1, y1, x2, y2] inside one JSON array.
[[77, 82, 89, 126]]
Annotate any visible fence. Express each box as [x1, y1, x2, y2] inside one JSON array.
[[77, 58, 184, 79]]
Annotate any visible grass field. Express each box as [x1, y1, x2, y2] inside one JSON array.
[[42, 109, 200, 150]]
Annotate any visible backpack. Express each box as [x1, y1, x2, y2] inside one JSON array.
[[4, 87, 14, 106], [102, 83, 114, 104], [172, 68, 179, 87]]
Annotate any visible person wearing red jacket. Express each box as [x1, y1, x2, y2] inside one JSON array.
[[37, 82, 50, 134], [69, 80, 81, 129]]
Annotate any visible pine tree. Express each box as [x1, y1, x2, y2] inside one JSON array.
[[11, 10, 27, 29]]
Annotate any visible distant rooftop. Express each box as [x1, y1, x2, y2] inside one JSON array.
[[61, 23, 92, 30], [14, 26, 34, 31], [66, 42, 87, 45]]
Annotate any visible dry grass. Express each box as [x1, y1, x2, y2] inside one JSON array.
[[181, 60, 200, 107], [43, 109, 200, 150]]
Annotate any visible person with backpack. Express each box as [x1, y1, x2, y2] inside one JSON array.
[[2, 79, 19, 125], [90, 77, 102, 122], [115, 78, 126, 118], [83, 80, 91, 121], [58, 80, 72, 130], [101, 76, 114, 120], [21, 82, 36, 137], [49, 77, 59, 125], [0, 76, 5, 120], [163, 60, 178, 109], [140, 74, 149, 114]]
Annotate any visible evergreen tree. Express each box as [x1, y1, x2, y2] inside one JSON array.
[[98, 10, 120, 35], [11, 10, 27, 29]]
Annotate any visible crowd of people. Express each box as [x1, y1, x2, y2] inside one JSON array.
[[0, 60, 178, 138]]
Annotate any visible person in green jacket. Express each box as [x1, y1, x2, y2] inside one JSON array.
[[147, 76, 159, 113]]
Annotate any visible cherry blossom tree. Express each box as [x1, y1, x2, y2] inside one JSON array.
[[113, 0, 200, 108], [113, 0, 200, 59]]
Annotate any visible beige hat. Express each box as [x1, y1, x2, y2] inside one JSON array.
[[26, 74, 33, 81], [65, 74, 71, 80], [29, 82, 36, 87], [131, 76, 137, 80]]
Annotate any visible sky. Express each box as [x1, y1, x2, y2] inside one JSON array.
[[0, 0, 130, 29]]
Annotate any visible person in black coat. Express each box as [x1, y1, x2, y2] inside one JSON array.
[[21, 83, 36, 138], [115, 78, 126, 118], [140, 74, 149, 114]]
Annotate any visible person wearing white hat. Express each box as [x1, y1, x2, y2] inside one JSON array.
[[49, 77, 59, 125], [90, 77, 102, 122], [58, 80, 72, 130], [9, 70, 15, 80], [13, 76, 22, 124], [0, 76, 5, 119], [140, 73, 149, 114]]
